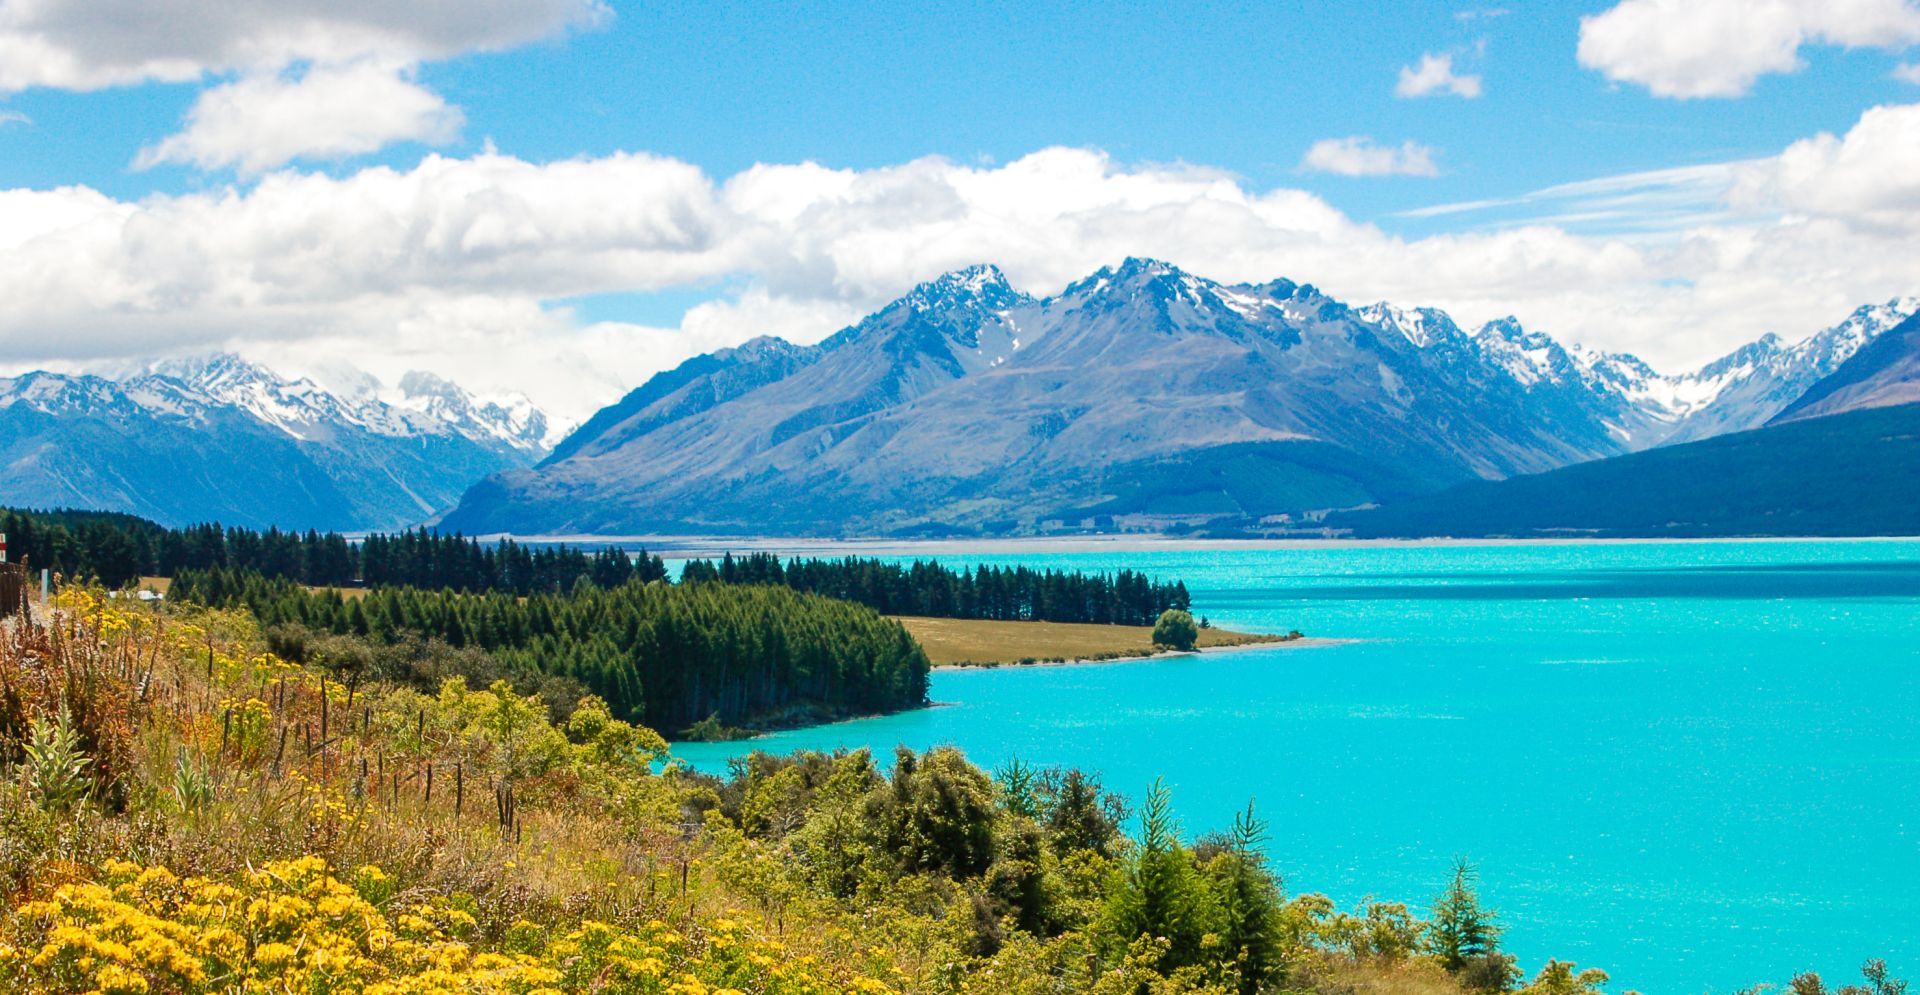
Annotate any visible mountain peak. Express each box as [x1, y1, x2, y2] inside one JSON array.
[[148, 352, 276, 390], [398, 370, 461, 401], [1478, 316, 1528, 341], [899, 264, 1029, 313]]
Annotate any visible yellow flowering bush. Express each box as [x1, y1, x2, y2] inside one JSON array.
[[0, 857, 891, 995]]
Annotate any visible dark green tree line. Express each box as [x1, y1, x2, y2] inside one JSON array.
[[0, 507, 664, 594], [169, 567, 929, 734], [681, 551, 1191, 625]]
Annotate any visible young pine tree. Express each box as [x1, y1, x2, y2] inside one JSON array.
[[1429, 857, 1503, 975], [1208, 800, 1286, 994], [1099, 778, 1219, 971]]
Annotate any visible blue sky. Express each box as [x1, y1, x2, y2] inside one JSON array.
[[1, 0, 1918, 422]]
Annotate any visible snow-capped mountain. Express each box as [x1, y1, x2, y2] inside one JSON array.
[[1639, 297, 1920, 442], [0, 355, 553, 530], [443, 260, 1917, 537], [1359, 296, 1920, 450], [124, 354, 553, 455], [391, 371, 553, 454], [1773, 308, 1920, 424]]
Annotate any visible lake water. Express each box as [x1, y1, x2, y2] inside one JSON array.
[[670, 540, 1920, 993]]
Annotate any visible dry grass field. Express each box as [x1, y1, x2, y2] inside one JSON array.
[[891, 615, 1289, 668], [138, 575, 371, 599]]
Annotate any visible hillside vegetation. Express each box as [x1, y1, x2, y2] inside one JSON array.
[[169, 568, 930, 737]]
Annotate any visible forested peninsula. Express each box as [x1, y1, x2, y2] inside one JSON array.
[[5, 508, 1202, 738], [171, 567, 931, 736]]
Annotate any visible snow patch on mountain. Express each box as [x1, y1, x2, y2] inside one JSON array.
[[4, 354, 554, 457]]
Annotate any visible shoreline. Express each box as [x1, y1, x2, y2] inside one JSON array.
[[671, 638, 1345, 747], [440, 532, 1920, 557], [930, 634, 1345, 672]]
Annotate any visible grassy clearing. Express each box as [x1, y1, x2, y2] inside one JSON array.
[[891, 615, 1292, 668], [140, 574, 372, 600]]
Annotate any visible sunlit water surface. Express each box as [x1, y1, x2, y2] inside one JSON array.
[[671, 541, 1920, 992]]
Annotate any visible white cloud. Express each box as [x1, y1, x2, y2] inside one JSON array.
[[1396, 53, 1483, 98], [1729, 101, 1920, 234], [1300, 137, 1441, 177], [2, 104, 1920, 419], [0, 0, 607, 92], [1897, 61, 1920, 82], [0, 108, 26, 126], [1579, 0, 1920, 98], [134, 61, 463, 174], [0, 1, 604, 172]]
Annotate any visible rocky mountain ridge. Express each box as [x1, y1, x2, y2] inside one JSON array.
[[440, 259, 1917, 536]]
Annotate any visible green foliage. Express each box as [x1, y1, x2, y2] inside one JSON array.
[[436, 678, 572, 780], [1430, 857, 1516, 990], [1038, 767, 1126, 858], [1518, 960, 1610, 995], [684, 551, 1192, 625], [1099, 779, 1220, 973], [172, 568, 931, 734], [1204, 802, 1286, 993], [1152, 610, 1200, 651], [168, 748, 214, 815], [995, 755, 1039, 820], [20, 707, 91, 813], [0, 507, 666, 593], [881, 747, 1001, 879], [1788, 960, 1913, 995]]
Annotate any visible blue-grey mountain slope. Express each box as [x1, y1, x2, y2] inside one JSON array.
[[1772, 310, 1920, 424], [0, 355, 552, 531], [442, 261, 1916, 537], [1332, 402, 1920, 539]]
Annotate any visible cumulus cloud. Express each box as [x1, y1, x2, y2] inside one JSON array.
[[134, 61, 464, 174], [2, 104, 1919, 420], [1396, 53, 1483, 98], [0, 1, 604, 172], [1579, 0, 1920, 98], [0, 0, 607, 92], [1300, 137, 1441, 177], [1729, 101, 1920, 233]]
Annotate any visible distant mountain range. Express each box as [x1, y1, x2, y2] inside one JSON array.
[[439, 259, 1918, 537], [0, 355, 553, 531], [1334, 310, 1920, 538]]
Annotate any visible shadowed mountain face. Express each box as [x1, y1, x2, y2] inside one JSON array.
[[1333, 402, 1920, 539], [1772, 311, 1920, 424], [440, 261, 1916, 537]]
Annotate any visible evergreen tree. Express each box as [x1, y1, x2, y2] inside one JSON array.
[[1099, 778, 1219, 970], [1430, 856, 1512, 988], [1208, 801, 1285, 994]]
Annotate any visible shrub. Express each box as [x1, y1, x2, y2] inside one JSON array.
[[1151, 610, 1199, 651]]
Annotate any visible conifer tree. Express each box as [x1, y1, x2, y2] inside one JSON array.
[[1431, 856, 1509, 984]]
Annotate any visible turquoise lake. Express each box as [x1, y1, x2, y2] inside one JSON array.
[[669, 540, 1920, 993]]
